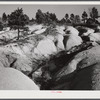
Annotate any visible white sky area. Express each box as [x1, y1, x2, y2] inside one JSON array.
[[0, 5, 100, 20]]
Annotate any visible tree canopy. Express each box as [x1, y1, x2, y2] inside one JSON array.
[[8, 8, 29, 40], [82, 11, 88, 24], [90, 7, 99, 21], [2, 13, 7, 22]]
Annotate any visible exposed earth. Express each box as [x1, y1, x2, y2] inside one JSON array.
[[0, 24, 100, 90]]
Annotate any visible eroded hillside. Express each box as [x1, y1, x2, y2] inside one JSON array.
[[0, 23, 100, 90]]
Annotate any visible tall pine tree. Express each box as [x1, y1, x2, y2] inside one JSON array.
[[82, 11, 88, 24], [90, 7, 99, 22], [2, 13, 7, 22], [8, 8, 29, 40]]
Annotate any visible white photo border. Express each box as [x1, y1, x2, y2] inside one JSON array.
[[0, 1, 100, 99]]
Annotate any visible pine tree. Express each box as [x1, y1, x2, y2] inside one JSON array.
[[8, 8, 29, 40], [2, 13, 7, 22], [82, 11, 88, 24], [36, 9, 45, 24], [65, 13, 69, 20], [75, 15, 81, 24], [90, 7, 99, 22], [70, 13, 75, 24]]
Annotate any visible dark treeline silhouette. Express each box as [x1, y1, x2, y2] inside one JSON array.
[[0, 7, 100, 40], [1, 7, 100, 26], [34, 7, 100, 27], [35, 9, 58, 25]]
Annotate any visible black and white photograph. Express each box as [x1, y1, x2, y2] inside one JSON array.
[[0, 1, 100, 91]]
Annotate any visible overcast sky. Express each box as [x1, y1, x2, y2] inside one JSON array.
[[0, 5, 100, 20]]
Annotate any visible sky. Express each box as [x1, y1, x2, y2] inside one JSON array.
[[0, 5, 100, 20]]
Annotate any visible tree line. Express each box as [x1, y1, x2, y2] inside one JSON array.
[[35, 7, 100, 25], [0, 7, 99, 40]]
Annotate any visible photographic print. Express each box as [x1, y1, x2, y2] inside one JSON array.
[[0, 1, 100, 93]]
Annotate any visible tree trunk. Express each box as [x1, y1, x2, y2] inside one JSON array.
[[17, 27, 20, 40], [84, 19, 85, 24]]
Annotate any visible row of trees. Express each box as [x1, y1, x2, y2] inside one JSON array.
[[34, 7, 100, 25], [60, 7, 99, 25], [1, 7, 100, 25], [0, 7, 99, 40], [35, 9, 58, 24]]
